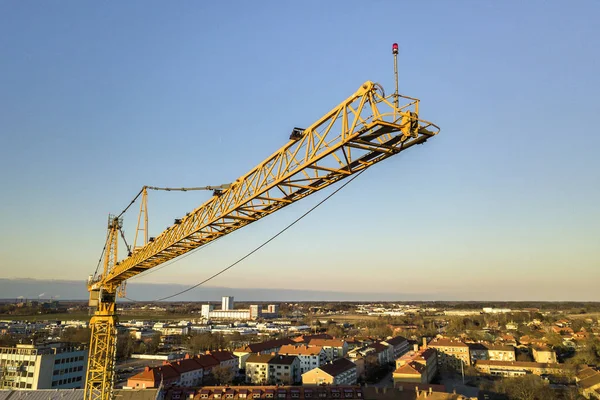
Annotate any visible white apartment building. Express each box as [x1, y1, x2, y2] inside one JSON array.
[[0, 343, 87, 390], [222, 296, 234, 311], [278, 345, 325, 374]]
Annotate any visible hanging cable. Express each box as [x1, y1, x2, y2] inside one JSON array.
[[92, 230, 111, 279], [116, 187, 145, 219], [124, 168, 366, 303]]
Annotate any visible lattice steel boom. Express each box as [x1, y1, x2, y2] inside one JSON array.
[[85, 79, 439, 400]]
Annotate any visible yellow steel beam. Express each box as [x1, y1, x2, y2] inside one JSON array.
[[89, 81, 439, 291]]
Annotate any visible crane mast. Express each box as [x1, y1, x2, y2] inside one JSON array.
[[85, 69, 439, 400]]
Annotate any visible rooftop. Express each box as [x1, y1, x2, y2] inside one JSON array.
[[315, 358, 356, 377]]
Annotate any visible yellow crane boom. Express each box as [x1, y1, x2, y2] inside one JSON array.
[[85, 68, 439, 400]]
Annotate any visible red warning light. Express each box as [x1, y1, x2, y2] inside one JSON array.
[[392, 43, 399, 54]]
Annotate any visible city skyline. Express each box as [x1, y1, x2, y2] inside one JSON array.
[[1, 1, 598, 300]]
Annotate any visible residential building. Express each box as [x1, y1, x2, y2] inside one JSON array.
[[267, 305, 279, 314], [428, 339, 470, 371], [195, 385, 364, 399], [393, 347, 437, 384], [234, 338, 295, 369], [204, 350, 239, 376], [576, 366, 600, 399], [467, 343, 488, 364], [127, 365, 179, 389], [306, 338, 348, 362], [245, 354, 300, 385], [278, 345, 325, 374], [487, 345, 515, 362], [249, 305, 263, 320], [245, 354, 272, 385], [0, 343, 87, 390], [475, 360, 570, 378], [381, 336, 409, 359], [222, 296, 234, 311], [168, 357, 204, 387], [268, 355, 300, 385], [532, 346, 557, 363], [195, 354, 220, 376], [302, 358, 357, 386], [200, 304, 214, 319]]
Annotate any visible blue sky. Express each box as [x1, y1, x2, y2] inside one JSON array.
[[0, 1, 598, 301]]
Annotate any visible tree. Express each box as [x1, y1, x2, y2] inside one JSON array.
[[211, 365, 234, 385], [145, 333, 161, 355], [116, 333, 135, 360], [492, 375, 556, 400], [327, 324, 344, 338], [61, 327, 91, 344]]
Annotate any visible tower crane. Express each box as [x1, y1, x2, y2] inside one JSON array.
[[84, 44, 440, 400]]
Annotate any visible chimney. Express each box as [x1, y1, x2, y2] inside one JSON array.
[[422, 337, 427, 349], [429, 387, 432, 394], [185, 353, 191, 359], [413, 344, 419, 352], [144, 366, 150, 372]]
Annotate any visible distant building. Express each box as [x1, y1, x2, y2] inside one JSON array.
[[306, 338, 348, 363], [267, 305, 280, 314], [249, 305, 263, 320], [127, 365, 179, 389], [200, 304, 214, 319], [381, 336, 410, 359], [301, 358, 357, 386], [475, 360, 570, 378], [245, 354, 300, 385], [487, 345, 516, 362], [576, 366, 600, 399], [468, 343, 488, 364], [428, 338, 470, 371], [221, 296, 234, 311], [532, 347, 557, 363], [200, 304, 262, 321], [393, 346, 437, 384], [0, 343, 87, 390], [234, 338, 295, 369], [278, 345, 325, 374]]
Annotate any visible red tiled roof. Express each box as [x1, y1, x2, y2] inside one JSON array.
[[292, 334, 332, 343], [393, 362, 424, 375], [246, 354, 274, 364], [235, 338, 295, 353], [206, 350, 237, 362], [429, 338, 468, 348], [195, 354, 220, 368], [279, 344, 323, 356], [308, 338, 346, 348], [170, 358, 203, 374], [129, 365, 179, 382]]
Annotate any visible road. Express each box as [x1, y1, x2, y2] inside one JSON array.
[[372, 370, 394, 388]]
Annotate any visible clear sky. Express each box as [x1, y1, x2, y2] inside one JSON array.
[[1, 1, 598, 301]]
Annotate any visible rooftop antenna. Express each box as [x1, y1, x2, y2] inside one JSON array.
[[392, 43, 399, 108]]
